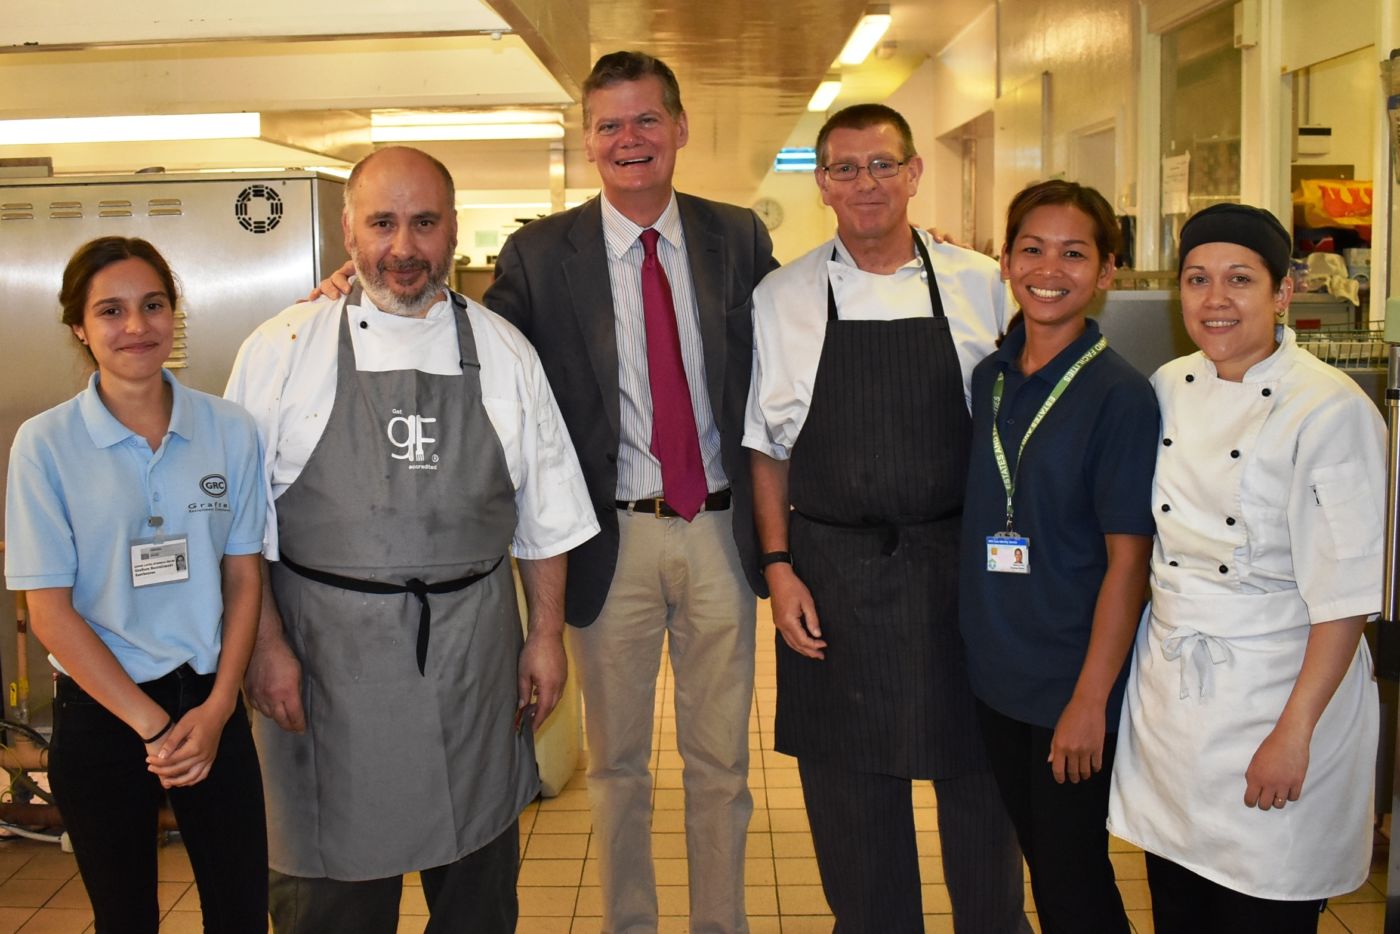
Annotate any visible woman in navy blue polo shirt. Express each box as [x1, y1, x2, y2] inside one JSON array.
[[4, 237, 268, 932], [958, 181, 1158, 934]]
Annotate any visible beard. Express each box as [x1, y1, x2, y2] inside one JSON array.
[[350, 245, 453, 317]]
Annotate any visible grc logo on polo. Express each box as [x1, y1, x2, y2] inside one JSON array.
[[387, 412, 439, 468]]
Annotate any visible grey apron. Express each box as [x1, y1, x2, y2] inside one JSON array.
[[257, 290, 535, 880], [774, 234, 986, 779]]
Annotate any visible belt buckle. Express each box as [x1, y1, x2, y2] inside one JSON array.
[[654, 498, 665, 518]]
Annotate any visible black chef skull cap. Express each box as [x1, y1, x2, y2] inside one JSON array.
[[1177, 203, 1292, 284]]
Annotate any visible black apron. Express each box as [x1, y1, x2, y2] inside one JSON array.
[[774, 234, 985, 779], [258, 290, 533, 880]]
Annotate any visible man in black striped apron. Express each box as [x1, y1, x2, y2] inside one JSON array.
[[744, 105, 1031, 933]]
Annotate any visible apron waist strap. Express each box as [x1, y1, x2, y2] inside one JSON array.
[[278, 554, 505, 676], [791, 509, 958, 556]]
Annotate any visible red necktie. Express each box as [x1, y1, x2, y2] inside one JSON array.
[[639, 227, 707, 520]]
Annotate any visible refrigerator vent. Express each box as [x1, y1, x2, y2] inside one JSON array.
[[49, 200, 82, 219], [0, 202, 34, 221], [148, 197, 183, 217], [99, 199, 133, 218], [234, 185, 282, 233]]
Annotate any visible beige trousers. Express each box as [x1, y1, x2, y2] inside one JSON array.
[[569, 507, 756, 934]]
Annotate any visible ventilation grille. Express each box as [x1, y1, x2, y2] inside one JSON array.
[[0, 197, 186, 221]]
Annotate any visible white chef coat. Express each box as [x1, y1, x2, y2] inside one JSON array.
[[224, 291, 599, 562], [1108, 327, 1383, 900], [743, 230, 1007, 459]]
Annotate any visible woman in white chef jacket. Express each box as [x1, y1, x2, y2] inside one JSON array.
[[1107, 203, 1384, 933]]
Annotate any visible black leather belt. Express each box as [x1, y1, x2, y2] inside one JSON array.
[[278, 554, 503, 676], [616, 488, 731, 518], [792, 509, 959, 556]]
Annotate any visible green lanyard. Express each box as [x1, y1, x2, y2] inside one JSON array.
[[990, 335, 1107, 531]]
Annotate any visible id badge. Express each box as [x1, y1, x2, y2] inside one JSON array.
[[130, 536, 190, 588], [986, 534, 1030, 574]]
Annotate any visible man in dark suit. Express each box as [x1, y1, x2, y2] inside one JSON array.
[[483, 51, 776, 933]]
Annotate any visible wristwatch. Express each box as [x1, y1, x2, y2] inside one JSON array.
[[759, 551, 792, 570]]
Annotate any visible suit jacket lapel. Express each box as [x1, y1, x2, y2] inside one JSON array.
[[678, 194, 728, 420], [563, 198, 622, 440]]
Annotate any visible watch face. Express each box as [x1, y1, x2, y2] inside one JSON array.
[[753, 197, 784, 231]]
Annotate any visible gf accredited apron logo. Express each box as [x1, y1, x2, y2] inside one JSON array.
[[387, 410, 439, 469]]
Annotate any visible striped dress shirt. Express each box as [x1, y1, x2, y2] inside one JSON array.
[[600, 192, 726, 501]]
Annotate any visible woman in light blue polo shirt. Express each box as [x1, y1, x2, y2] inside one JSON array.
[[4, 237, 268, 933]]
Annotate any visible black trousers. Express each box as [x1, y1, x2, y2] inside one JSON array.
[[49, 666, 268, 934], [975, 701, 1129, 934], [797, 756, 1030, 934], [267, 819, 520, 934], [1145, 853, 1326, 934]]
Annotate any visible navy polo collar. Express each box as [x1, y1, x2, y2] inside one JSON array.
[[993, 318, 1104, 385]]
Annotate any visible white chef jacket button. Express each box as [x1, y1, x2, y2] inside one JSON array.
[[1261, 388, 1272, 397], [360, 320, 369, 329], [1169, 560, 1179, 567], [1160, 504, 1170, 513], [1162, 438, 1172, 447], [1230, 449, 1240, 458], [1218, 564, 1228, 574], [1226, 517, 1236, 526], [1185, 374, 1195, 383]]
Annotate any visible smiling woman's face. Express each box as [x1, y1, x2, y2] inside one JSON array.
[[1179, 241, 1291, 381], [72, 257, 174, 384]]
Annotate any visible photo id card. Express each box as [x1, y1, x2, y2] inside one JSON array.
[[986, 534, 1030, 574], [130, 536, 190, 588]]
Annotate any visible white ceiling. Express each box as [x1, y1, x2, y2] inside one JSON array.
[[0, 0, 994, 206]]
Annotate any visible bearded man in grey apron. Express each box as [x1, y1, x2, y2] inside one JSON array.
[[745, 105, 1031, 933], [225, 147, 598, 933]]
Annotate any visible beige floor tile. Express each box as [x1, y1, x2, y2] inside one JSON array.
[[651, 859, 688, 886], [776, 884, 829, 916], [36, 882, 85, 913], [919, 855, 944, 883], [516, 918, 572, 934], [655, 885, 689, 915], [399, 885, 428, 916], [746, 834, 773, 858], [1108, 835, 1141, 853], [764, 769, 802, 789], [539, 790, 592, 812], [518, 887, 578, 918], [744, 859, 776, 885], [1109, 850, 1147, 881], [0, 853, 34, 889], [15, 908, 90, 933], [579, 859, 598, 887], [532, 811, 593, 834], [915, 830, 940, 855], [171, 886, 200, 913], [0, 879, 63, 910], [1126, 907, 1154, 934], [749, 916, 781, 933], [652, 789, 685, 811], [155, 846, 193, 884], [923, 916, 956, 934], [158, 912, 204, 934], [394, 917, 427, 934], [773, 857, 820, 886], [764, 788, 806, 810], [526, 834, 590, 860], [519, 859, 584, 887], [573, 886, 601, 917], [650, 811, 685, 833], [9, 854, 75, 883], [921, 882, 952, 913], [0, 909, 33, 934], [747, 809, 771, 832], [770, 833, 815, 858], [1116, 879, 1152, 912], [779, 915, 834, 932], [154, 882, 188, 913], [767, 810, 810, 833], [1330, 901, 1384, 934], [1333, 879, 1386, 903], [654, 769, 683, 789], [650, 833, 687, 859]]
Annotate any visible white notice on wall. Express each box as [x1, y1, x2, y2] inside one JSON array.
[[1162, 153, 1191, 215]]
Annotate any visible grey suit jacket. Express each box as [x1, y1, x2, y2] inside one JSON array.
[[484, 193, 777, 625]]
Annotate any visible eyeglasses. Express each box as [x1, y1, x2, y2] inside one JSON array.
[[819, 159, 907, 182]]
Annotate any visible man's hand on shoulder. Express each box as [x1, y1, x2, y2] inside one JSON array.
[[304, 260, 356, 302]]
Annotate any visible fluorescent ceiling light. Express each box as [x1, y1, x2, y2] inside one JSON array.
[[371, 110, 565, 142], [0, 113, 261, 145], [838, 10, 892, 65], [807, 80, 842, 113], [774, 147, 818, 173]]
